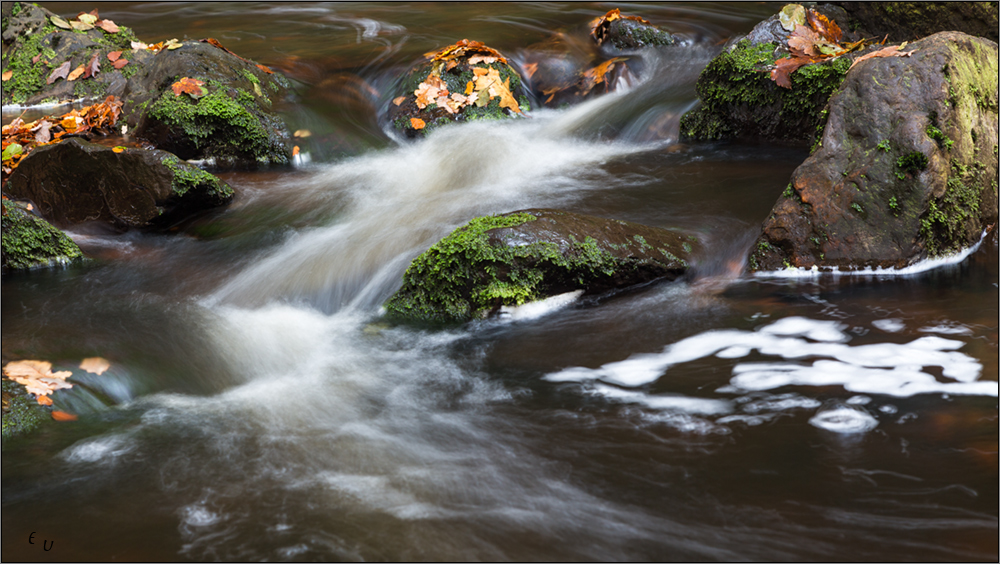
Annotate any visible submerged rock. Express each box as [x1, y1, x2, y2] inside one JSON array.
[[384, 209, 697, 324], [1, 199, 84, 273], [749, 32, 999, 271], [123, 41, 293, 168], [1, 377, 48, 441], [387, 39, 528, 138], [591, 8, 675, 53], [6, 138, 234, 230]]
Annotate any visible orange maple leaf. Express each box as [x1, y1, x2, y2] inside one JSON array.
[[410, 117, 426, 130], [52, 410, 78, 421], [172, 77, 207, 99]]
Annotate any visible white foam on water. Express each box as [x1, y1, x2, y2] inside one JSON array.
[[809, 407, 880, 433], [918, 323, 974, 336], [496, 290, 584, 322], [61, 434, 134, 464], [872, 318, 905, 333], [753, 230, 988, 278], [591, 384, 732, 415]]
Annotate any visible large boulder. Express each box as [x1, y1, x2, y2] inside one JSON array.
[[122, 41, 294, 168], [1, 2, 144, 106], [387, 39, 529, 138], [833, 2, 999, 43], [384, 209, 698, 324], [5, 138, 234, 230], [1, 199, 84, 273], [749, 32, 998, 271]]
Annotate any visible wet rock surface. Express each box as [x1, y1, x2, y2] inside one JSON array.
[[123, 41, 293, 168], [6, 137, 235, 230], [384, 208, 697, 324], [749, 32, 999, 271], [833, 1, 999, 43]]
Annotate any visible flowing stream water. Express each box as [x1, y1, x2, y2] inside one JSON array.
[[2, 2, 998, 561]]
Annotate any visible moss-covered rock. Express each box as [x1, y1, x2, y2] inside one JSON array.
[[679, 38, 853, 146], [386, 40, 528, 139], [833, 2, 999, 43], [5, 138, 234, 230], [123, 41, 293, 168], [383, 209, 696, 324], [1, 377, 47, 442], [1, 1, 143, 106], [1, 199, 84, 273], [749, 32, 999, 271]]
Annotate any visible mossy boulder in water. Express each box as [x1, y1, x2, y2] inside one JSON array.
[[5, 138, 234, 230], [1, 377, 48, 442], [384, 209, 697, 324], [679, 3, 856, 147], [387, 39, 528, 138], [1, 199, 84, 273], [750, 32, 999, 271], [123, 41, 293, 168], [1, 2, 145, 106]]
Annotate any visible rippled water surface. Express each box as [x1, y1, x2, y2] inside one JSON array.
[[2, 2, 997, 561]]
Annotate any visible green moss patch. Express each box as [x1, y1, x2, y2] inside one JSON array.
[[161, 155, 233, 199], [1, 200, 84, 272]]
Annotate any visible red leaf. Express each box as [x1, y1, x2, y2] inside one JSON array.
[[255, 63, 274, 75], [107, 51, 122, 62], [47, 61, 71, 84], [770, 55, 819, 89], [171, 77, 208, 98], [807, 10, 842, 43], [82, 51, 101, 79], [52, 410, 78, 421], [113, 58, 129, 70]]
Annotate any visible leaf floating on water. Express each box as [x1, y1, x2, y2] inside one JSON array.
[[849, 44, 915, 70], [172, 77, 208, 99], [410, 117, 426, 130], [52, 410, 78, 421], [47, 61, 71, 84], [80, 357, 110, 375]]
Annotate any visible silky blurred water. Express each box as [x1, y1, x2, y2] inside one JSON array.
[[2, 2, 997, 561]]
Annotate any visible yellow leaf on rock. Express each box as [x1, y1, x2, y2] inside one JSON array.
[[3, 360, 73, 397], [67, 65, 86, 81], [80, 357, 110, 375], [392, 96, 406, 106], [410, 117, 425, 130]]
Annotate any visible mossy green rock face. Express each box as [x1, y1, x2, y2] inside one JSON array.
[[750, 32, 999, 271], [1, 378, 47, 442], [384, 209, 696, 324], [6, 138, 234, 230], [1, 199, 83, 273], [679, 38, 852, 146], [123, 41, 293, 168], [1, 1, 144, 106]]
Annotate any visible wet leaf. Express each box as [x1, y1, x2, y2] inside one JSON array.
[[34, 121, 52, 143], [293, 129, 312, 137], [131, 40, 148, 50], [112, 146, 125, 153], [35, 394, 53, 406], [392, 96, 406, 106], [95, 19, 119, 33], [467, 55, 498, 65], [51, 410, 78, 421], [424, 39, 507, 65], [2, 70, 12, 82], [770, 55, 820, 88], [164, 38, 182, 50], [779, 4, 806, 32], [292, 145, 300, 156], [107, 51, 123, 62], [3, 360, 73, 397], [849, 44, 915, 70], [67, 64, 86, 81], [521, 62, 538, 79], [590, 8, 652, 45], [51, 15, 72, 29], [807, 10, 842, 43], [255, 64, 274, 75], [47, 61, 71, 84], [71, 19, 94, 31], [78, 13, 98, 26], [410, 117, 425, 130], [83, 51, 101, 79], [113, 58, 129, 70], [80, 357, 110, 375], [172, 77, 208, 99]]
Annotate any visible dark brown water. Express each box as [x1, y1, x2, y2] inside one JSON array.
[[3, 3, 997, 561]]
